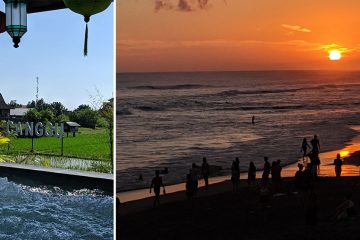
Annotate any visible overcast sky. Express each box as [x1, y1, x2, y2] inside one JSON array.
[[1, 2, 114, 110]]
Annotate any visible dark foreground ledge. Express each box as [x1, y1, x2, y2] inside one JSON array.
[[0, 162, 113, 195]]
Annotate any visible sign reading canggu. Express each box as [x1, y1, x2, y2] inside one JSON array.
[[6, 121, 64, 138]]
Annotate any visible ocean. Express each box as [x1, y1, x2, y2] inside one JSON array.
[[117, 71, 360, 192]]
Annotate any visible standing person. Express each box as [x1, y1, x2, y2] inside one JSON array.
[[262, 156, 271, 183], [231, 157, 240, 191], [185, 173, 195, 198], [301, 138, 311, 161], [247, 161, 256, 186], [149, 170, 166, 207], [252, 115, 255, 124], [190, 163, 199, 194], [201, 157, 210, 190], [334, 153, 343, 179], [310, 135, 320, 154], [294, 163, 304, 191]]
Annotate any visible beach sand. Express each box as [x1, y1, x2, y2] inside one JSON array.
[[118, 176, 360, 240]]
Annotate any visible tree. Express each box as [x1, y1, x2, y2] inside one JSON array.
[[50, 102, 67, 116], [76, 104, 92, 111], [40, 109, 55, 123], [23, 109, 41, 122], [70, 108, 98, 129], [27, 100, 36, 108], [55, 114, 69, 123], [99, 100, 113, 164], [9, 100, 21, 108]]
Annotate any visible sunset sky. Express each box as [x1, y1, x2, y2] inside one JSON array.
[[117, 0, 360, 72]]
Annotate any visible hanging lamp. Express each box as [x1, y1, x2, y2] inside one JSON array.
[[4, 0, 27, 48], [62, 0, 112, 56], [0, 11, 5, 33]]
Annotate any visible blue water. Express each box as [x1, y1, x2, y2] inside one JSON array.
[[117, 70, 360, 192], [0, 178, 113, 239]]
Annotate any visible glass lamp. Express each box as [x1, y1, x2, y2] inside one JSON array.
[[5, 0, 27, 48]]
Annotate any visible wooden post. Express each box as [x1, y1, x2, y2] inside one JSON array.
[[31, 136, 34, 153], [61, 136, 64, 156]]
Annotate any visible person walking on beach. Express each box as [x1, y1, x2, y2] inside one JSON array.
[[252, 115, 255, 124], [247, 161, 256, 186], [231, 157, 240, 191], [262, 157, 271, 183], [201, 157, 210, 190], [301, 138, 311, 161], [310, 135, 320, 154], [334, 153, 343, 179], [150, 170, 166, 207]]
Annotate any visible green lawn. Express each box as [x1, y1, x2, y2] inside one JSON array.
[[0, 128, 111, 160]]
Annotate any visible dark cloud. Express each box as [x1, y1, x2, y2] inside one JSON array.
[[155, 0, 174, 11], [155, 0, 218, 12], [178, 0, 192, 11]]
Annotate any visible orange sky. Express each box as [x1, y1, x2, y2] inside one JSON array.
[[117, 0, 360, 72]]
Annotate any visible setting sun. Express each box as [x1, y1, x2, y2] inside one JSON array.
[[329, 50, 342, 61]]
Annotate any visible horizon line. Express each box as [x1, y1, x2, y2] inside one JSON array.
[[117, 69, 360, 74]]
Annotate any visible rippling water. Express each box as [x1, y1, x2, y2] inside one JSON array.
[[117, 70, 360, 192], [0, 178, 113, 239]]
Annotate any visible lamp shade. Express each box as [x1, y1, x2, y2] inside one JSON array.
[[0, 11, 5, 33], [5, 0, 27, 48], [62, 0, 112, 56]]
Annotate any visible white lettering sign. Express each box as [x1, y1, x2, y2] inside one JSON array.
[[6, 121, 64, 138]]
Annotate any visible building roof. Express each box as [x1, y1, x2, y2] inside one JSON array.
[[65, 122, 81, 127], [10, 108, 31, 117], [0, 94, 11, 110]]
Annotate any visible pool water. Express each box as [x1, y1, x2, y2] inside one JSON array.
[[0, 178, 113, 239]]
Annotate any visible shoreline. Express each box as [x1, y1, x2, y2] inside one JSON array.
[[118, 125, 360, 203]]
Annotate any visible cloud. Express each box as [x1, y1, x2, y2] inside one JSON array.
[[154, 0, 220, 12], [118, 39, 321, 52], [320, 43, 354, 53], [155, 0, 174, 11], [281, 24, 311, 33]]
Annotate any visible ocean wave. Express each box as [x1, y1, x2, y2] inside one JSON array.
[[117, 108, 132, 115], [130, 84, 209, 90], [214, 105, 306, 111], [134, 106, 165, 111], [215, 88, 300, 97]]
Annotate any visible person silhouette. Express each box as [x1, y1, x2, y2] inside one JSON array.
[[252, 115, 255, 124], [301, 138, 311, 161], [231, 157, 240, 191], [262, 157, 271, 183], [294, 163, 304, 191], [149, 170, 165, 207], [310, 135, 320, 154], [201, 157, 210, 190], [247, 161, 256, 186], [190, 163, 199, 194], [334, 153, 343, 179]]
